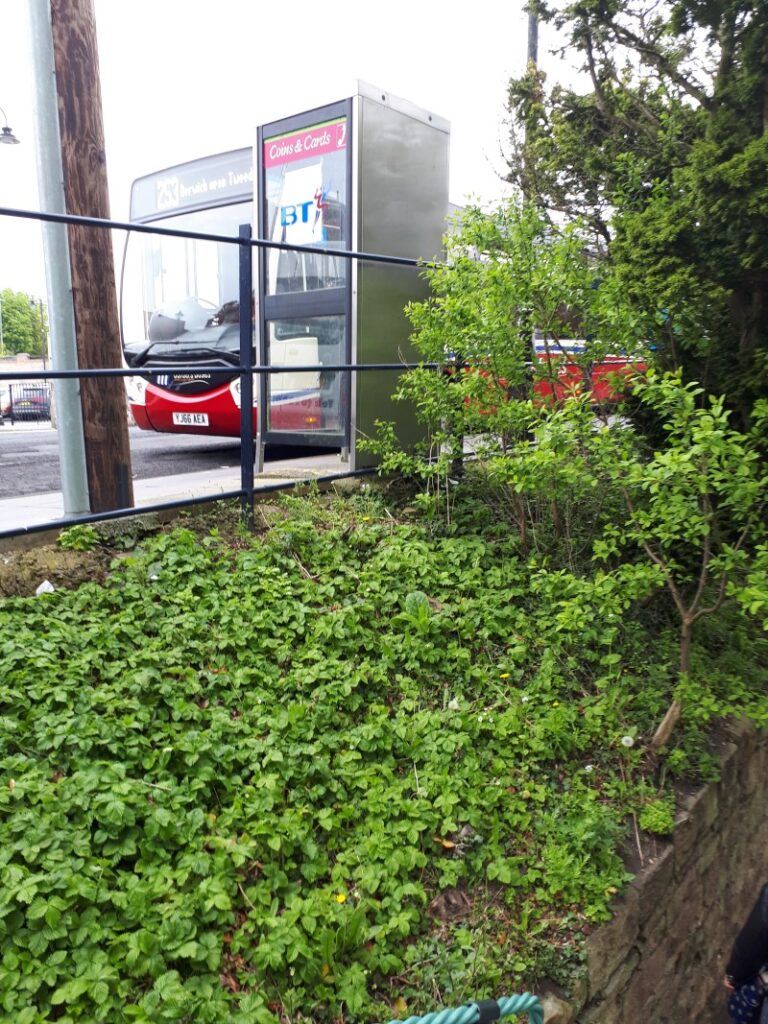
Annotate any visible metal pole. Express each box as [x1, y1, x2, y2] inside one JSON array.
[[522, 9, 540, 211], [238, 223, 254, 527], [27, 0, 89, 515], [527, 11, 539, 66]]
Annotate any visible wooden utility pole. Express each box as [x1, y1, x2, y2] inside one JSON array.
[[49, 0, 133, 511]]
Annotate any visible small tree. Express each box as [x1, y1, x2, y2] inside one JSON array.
[[597, 374, 767, 749], [372, 202, 768, 751], [366, 203, 649, 528], [0, 289, 45, 356]]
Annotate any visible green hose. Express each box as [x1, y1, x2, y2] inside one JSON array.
[[382, 993, 544, 1024]]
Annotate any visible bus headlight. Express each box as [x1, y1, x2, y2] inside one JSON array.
[[126, 376, 147, 406], [229, 378, 256, 408]]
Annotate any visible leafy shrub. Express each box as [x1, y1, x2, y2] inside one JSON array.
[[57, 524, 99, 552], [639, 797, 676, 836], [0, 499, 765, 1021], [370, 202, 768, 752]]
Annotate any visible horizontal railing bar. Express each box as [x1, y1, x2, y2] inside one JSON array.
[[0, 489, 245, 540], [0, 467, 377, 541], [0, 363, 441, 381], [0, 203, 438, 540], [0, 205, 427, 268]]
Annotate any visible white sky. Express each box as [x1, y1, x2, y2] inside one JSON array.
[[0, 1, 569, 298]]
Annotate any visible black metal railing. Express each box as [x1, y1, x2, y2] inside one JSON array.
[[0, 205, 439, 540]]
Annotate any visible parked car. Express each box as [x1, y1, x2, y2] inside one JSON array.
[[2, 385, 51, 421]]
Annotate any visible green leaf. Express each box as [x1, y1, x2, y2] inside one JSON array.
[[51, 977, 90, 1004], [91, 980, 110, 1005]]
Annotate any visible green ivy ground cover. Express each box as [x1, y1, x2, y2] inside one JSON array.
[[1, 492, 765, 1023]]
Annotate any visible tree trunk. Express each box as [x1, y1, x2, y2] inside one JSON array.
[[650, 698, 682, 752], [50, 0, 133, 512], [650, 617, 692, 751]]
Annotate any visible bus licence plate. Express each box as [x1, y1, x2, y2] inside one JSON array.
[[172, 412, 209, 426]]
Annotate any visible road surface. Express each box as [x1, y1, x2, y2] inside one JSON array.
[[0, 424, 334, 500]]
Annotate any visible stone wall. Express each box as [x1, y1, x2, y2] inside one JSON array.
[[542, 720, 768, 1023]]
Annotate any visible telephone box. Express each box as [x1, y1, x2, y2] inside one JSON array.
[[257, 82, 450, 467]]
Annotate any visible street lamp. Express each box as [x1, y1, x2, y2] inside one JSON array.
[[0, 106, 20, 145]]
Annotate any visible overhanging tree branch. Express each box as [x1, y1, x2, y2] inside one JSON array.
[[608, 20, 713, 109]]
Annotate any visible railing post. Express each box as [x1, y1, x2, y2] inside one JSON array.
[[239, 223, 255, 528], [28, 0, 90, 515]]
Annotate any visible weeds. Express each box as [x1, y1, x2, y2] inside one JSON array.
[[0, 492, 765, 1022]]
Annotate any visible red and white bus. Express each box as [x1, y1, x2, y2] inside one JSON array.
[[121, 140, 347, 439], [532, 338, 646, 404]]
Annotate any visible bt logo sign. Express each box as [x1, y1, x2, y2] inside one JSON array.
[[281, 200, 314, 227], [280, 189, 329, 228]]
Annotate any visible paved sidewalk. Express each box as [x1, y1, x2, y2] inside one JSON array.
[[0, 452, 349, 536]]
